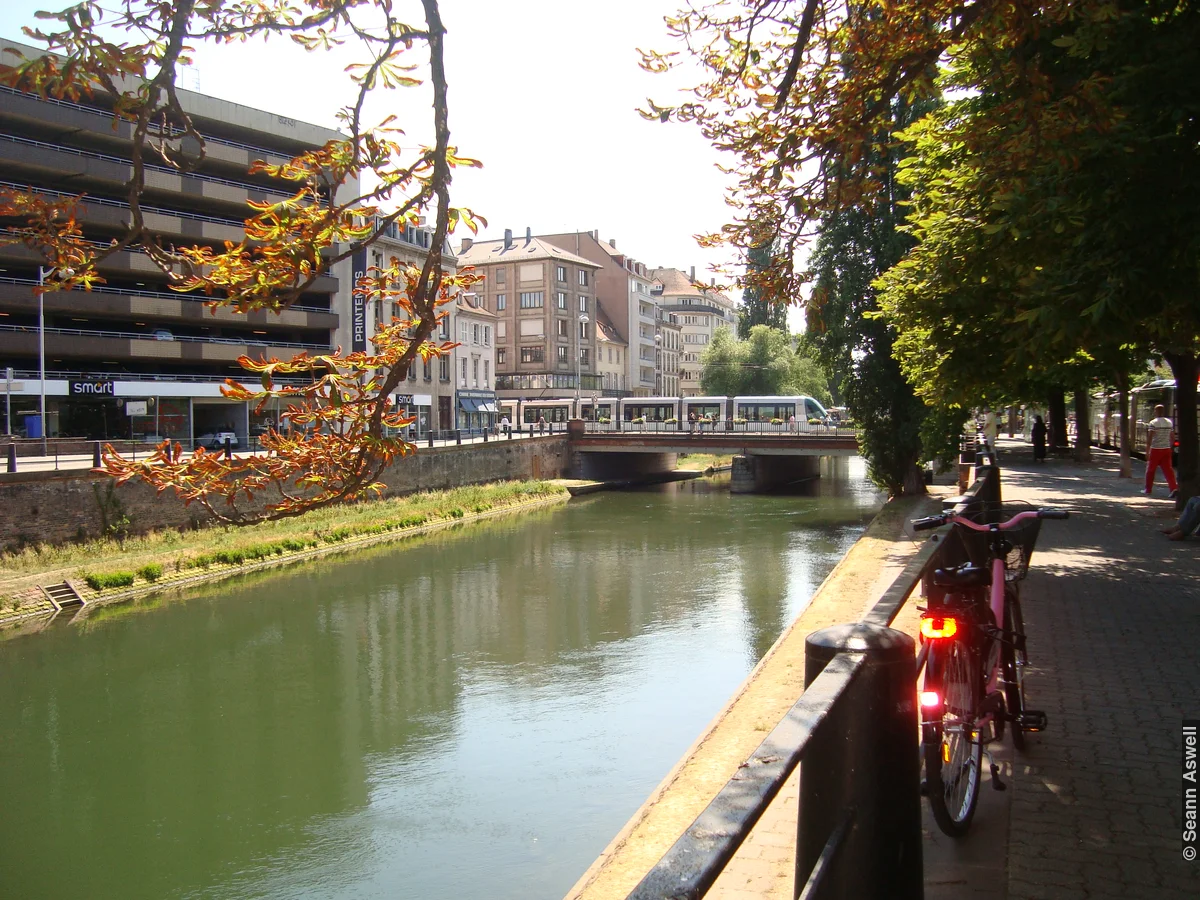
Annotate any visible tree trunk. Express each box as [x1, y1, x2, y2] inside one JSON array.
[[1116, 370, 1132, 479], [1048, 390, 1068, 453], [1073, 389, 1091, 462], [1164, 351, 1198, 508], [1007, 406, 1018, 437], [901, 461, 927, 497]]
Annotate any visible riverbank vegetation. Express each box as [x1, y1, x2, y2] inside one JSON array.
[[676, 453, 735, 472], [0, 481, 567, 614]]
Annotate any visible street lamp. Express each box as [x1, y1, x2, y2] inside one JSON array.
[[654, 332, 662, 395], [575, 312, 589, 409]]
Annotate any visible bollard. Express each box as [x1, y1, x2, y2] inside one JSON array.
[[92, 441, 102, 468], [6, 443, 15, 473], [428, 430, 434, 448], [797, 624, 922, 900], [455, 429, 461, 446], [223, 436, 232, 460], [508, 425, 513, 440], [483, 427, 489, 442]]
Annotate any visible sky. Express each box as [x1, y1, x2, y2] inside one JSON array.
[[0, 0, 803, 329]]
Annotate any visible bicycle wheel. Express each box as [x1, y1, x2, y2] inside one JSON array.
[[924, 636, 982, 836], [1002, 588, 1028, 751]]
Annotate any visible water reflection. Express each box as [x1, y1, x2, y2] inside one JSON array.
[[0, 460, 882, 900]]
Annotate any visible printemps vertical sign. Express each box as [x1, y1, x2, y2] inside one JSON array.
[[352, 247, 368, 352]]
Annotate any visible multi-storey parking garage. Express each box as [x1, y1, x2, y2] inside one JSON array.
[[0, 37, 357, 448]]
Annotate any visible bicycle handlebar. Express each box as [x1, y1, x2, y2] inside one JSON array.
[[911, 508, 1070, 531]]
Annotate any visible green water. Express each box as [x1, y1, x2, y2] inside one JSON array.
[[0, 460, 883, 900]]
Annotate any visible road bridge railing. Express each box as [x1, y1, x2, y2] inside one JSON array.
[[582, 419, 858, 438], [623, 461, 1001, 900]]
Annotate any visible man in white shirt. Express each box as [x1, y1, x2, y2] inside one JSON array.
[[1144, 404, 1178, 498]]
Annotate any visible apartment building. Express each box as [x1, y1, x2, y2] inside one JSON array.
[[0, 37, 353, 447], [368, 218, 461, 436], [650, 267, 738, 396], [656, 309, 681, 396], [450, 293, 497, 432], [457, 230, 601, 401], [538, 230, 656, 396], [594, 310, 628, 394]]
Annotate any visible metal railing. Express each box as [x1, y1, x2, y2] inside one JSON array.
[[0, 323, 331, 352], [6, 368, 313, 387], [581, 419, 858, 437], [0, 276, 334, 316], [624, 454, 1001, 900]]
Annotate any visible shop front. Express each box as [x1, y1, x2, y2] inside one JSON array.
[[391, 393, 432, 438], [455, 389, 497, 434]]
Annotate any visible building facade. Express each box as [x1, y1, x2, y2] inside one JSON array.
[[457, 230, 602, 401], [538, 231, 656, 396], [594, 311, 628, 395], [650, 267, 738, 396], [0, 37, 353, 447], [450, 294, 497, 432], [655, 309, 681, 396]]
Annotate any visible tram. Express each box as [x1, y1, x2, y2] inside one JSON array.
[[490, 394, 837, 430], [618, 397, 680, 424], [732, 395, 830, 424]]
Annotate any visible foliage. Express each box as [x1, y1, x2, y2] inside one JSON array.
[[1, 0, 485, 524], [84, 570, 135, 591], [134, 562, 163, 582], [699, 325, 831, 403], [738, 243, 787, 338]]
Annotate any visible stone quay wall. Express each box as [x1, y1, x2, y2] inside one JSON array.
[[0, 436, 569, 547]]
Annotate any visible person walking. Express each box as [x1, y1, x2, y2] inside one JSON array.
[[688, 411, 696, 435], [537, 415, 546, 435], [1144, 404, 1178, 497], [983, 409, 1000, 449], [1031, 414, 1047, 462], [1160, 495, 1200, 540]]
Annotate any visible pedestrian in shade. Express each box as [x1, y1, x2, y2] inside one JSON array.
[[1031, 415, 1047, 462], [1144, 404, 1178, 498]]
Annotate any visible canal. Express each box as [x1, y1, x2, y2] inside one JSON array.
[[0, 460, 883, 900]]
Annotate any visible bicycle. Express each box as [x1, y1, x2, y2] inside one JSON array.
[[911, 504, 1069, 836]]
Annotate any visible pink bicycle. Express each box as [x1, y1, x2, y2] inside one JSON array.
[[911, 505, 1069, 836]]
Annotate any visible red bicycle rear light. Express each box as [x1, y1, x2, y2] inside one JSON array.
[[920, 690, 941, 708], [920, 615, 959, 640]]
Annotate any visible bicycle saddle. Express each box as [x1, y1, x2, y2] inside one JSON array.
[[931, 563, 990, 587]]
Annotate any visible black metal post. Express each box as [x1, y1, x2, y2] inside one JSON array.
[[455, 429, 461, 446], [92, 441, 102, 468], [223, 436, 232, 460], [428, 430, 434, 448], [6, 443, 15, 473], [483, 427, 489, 442], [798, 624, 922, 900], [508, 425, 513, 440]]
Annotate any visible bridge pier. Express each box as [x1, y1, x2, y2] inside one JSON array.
[[729, 454, 821, 493]]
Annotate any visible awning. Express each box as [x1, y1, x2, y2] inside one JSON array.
[[477, 401, 498, 413], [458, 397, 479, 412]]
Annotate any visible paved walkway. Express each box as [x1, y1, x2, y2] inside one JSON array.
[[708, 439, 1200, 899]]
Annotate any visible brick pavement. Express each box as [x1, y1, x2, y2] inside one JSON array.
[[993, 442, 1199, 899], [708, 440, 1200, 899]]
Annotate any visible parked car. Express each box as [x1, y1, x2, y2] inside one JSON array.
[[152, 328, 175, 341], [195, 431, 238, 450]]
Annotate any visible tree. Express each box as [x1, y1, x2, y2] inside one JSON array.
[[644, 1, 1200, 503], [699, 325, 831, 403], [737, 243, 787, 339], [1, 0, 484, 523]]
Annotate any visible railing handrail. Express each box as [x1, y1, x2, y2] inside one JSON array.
[[0, 322, 330, 351], [0, 178, 247, 229], [4, 367, 313, 386], [623, 463, 1001, 899]]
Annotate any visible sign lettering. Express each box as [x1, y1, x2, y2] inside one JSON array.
[[69, 379, 115, 399], [352, 248, 368, 353]]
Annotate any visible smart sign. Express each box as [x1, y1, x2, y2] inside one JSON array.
[[69, 379, 115, 399]]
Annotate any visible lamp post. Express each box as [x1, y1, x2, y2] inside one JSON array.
[[654, 332, 662, 395], [36, 265, 74, 455], [575, 312, 589, 408]]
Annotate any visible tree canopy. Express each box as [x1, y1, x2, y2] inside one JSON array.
[[1, 0, 483, 523], [699, 325, 831, 403]]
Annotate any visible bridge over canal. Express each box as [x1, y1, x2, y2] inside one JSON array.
[[566, 423, 860, 492]]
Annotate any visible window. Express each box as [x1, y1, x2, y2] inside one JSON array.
[[462, 357, 468, 384], [494, 267, 506, 284], [557, 319, 568, 337], [579, 295, 588, 313], [439, 317, 449, 339], [497, 321, 507, 339], [520, 347, 544, 364], [460, 322, 470, 342], [473, 357, 479, 385], [497, 348, 506, 366], [496, 294, 506, 311], [472, 323, 480, 344], [579, 348, 589, 365], [519, 319, 545, 337], [578, 270, 589, 286], [519, 263, 542, 283], [423, 359, 432, 381], [579, 321, 589, 339], [556, 291, 567, 310], [408, 362, 416, 381], [483, 325, 491, 347], [440, 356, 450, 380], [558, 345, 568, 362], [556, 265, 567, 282], [483, 359, 489, 383], [617, 350, 621, 364], [519, 292, 544, 308], [608, 348, 613, 363]]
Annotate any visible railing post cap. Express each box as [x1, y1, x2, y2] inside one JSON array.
[[805, 623, 914, 660]]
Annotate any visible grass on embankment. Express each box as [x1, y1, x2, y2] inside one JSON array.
[[0, 480, 567, 615], [675, 453, 735, 471]]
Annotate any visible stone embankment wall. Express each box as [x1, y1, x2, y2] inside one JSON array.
[[0, 436, 569, 547]]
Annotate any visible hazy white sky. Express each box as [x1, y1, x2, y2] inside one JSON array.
[[1, 0, 804, 326]]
